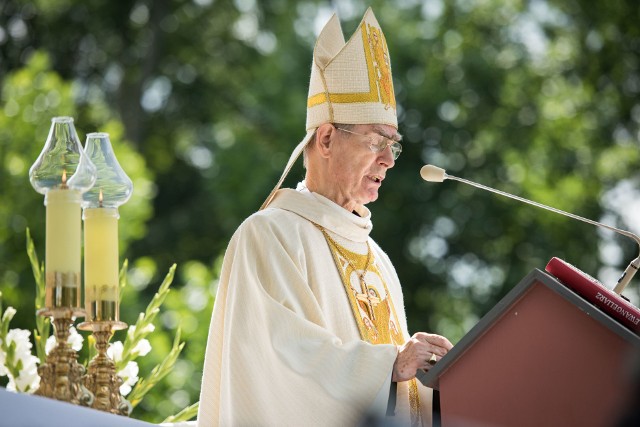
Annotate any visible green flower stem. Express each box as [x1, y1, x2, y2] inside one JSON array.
[[162, 401, 199, 424], [127, 328, 185, 409], [119, 259, 129, 304], [26, 228, 50, 364], [117, 264, 176, 371]]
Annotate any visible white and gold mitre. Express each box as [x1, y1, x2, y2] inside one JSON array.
[[260, 7, 397, 209], [306, 7, 397, 129]]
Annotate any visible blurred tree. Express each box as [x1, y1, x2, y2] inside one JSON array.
[[1, 0, 639, 422]]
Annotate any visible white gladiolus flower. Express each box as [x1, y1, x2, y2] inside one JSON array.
[[67, 327, 83, 351], [133, 339, 152, 357], [6, 329, 33, 360], [117, 361, 139, 396], [107, 341, 124, 363], [0, 346, 7, 376], [7, 353, 40, 393], [45, 326, 84, 355], [0, 306, 15, 377], [2, 306, 16, 322], [44, 335, 56, 355], [127, 323, 155, 340], [3, 328, 40, 393]]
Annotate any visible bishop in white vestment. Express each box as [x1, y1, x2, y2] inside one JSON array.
[[196, 7, 452, 426]]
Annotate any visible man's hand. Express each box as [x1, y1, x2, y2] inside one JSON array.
[[392, 332, 453, 382]]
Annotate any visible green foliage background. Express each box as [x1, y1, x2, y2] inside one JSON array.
[[1, 0, 639, 422]]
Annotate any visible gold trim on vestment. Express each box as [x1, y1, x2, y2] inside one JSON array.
[[318, 227, 420, 426]]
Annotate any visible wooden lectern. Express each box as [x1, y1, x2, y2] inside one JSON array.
[[417, 269, 640, 427]]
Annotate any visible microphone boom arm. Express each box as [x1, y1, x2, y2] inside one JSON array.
[[443, 172, 640, 294]]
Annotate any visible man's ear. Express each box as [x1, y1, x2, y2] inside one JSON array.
[[314, 123, 337, 158]]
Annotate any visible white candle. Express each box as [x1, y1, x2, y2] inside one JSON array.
[[44, 187, 82, 308], [83, 206, 120, 322]]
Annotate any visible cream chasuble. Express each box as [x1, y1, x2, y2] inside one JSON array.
[[196, 187, 433, 427]]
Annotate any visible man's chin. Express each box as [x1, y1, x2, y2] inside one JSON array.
[[362, 192, 379, 205]]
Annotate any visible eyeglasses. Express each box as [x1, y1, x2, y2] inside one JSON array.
[[336, 127, 403, 160]]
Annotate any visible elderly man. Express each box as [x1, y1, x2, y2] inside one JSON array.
[[197, 8, 452, 427]]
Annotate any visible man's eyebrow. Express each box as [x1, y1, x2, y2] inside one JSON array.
[[372, 125, 403, 142]]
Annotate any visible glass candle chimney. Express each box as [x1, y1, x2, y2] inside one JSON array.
[[81, 132, 133, 322]]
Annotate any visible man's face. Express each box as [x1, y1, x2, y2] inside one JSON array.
[[327, 124, 399, 210]]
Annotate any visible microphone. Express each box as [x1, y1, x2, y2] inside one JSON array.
[[420, 164, 640, 294]]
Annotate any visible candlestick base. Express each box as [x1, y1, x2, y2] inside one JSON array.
[[78, 320, 131, 416], [35, 308, 94, 406]]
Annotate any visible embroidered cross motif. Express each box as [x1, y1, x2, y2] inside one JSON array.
[[354, 284, 381, 321]]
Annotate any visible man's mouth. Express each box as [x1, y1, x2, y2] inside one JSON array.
[[369, 175, 383, 183]]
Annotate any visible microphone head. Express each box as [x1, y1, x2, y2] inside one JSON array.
[[420, 164, 446, 182]]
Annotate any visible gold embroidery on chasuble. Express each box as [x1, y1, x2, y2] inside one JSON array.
[[318, 228, 420, 426]]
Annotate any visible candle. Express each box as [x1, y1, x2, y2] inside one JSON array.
[[45, 187, 82, 308], [30, 116, 97, 312], [81, 132, 132, 323], [83, 204, 120, 322]]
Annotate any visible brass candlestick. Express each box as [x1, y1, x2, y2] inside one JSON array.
[[78, 320, 131, 416], [35, 307, 94, 406], [78, 131, 134, 416]]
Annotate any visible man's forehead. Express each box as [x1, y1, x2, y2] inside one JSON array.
[[368, 124, 402, 141]]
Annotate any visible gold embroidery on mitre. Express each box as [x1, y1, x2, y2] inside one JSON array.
[[307, 20, 396, 109], [367, 23, 395, 109], [318, 229, 420, 425]]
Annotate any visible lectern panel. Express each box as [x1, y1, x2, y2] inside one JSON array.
[[418, 270, 640, 427]]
